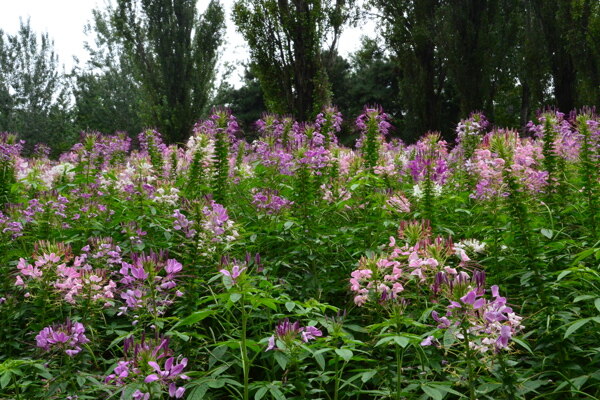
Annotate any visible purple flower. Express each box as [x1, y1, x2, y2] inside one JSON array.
[[219, 264, 246, 285], [266, 319, 323, 351], [301, 326, 323, 342], [421, 335, 435, 346], [251, 189, 293, 214], [266, 335, 277, 351], [36, 320, 89, 356], [107, 336, 189, 398]]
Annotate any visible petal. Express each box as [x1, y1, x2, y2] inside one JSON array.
[[144, 374, 159, 383], [165, 357, 174, 372], [148, 361, 162, 373]]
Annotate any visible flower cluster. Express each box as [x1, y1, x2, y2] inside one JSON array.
[[424, 272, 523, 353], [350, 221, 465, 307], [385, 193, 411, 214], [15, 240, 118, 305], [196, 200, 239, 256], [36, 320, 89, 356], [266, 319, 323, 351], [172, 209, 197, 239], [118, 252, 184, 317], [106, 335, 189, 399], [251, 188, 293, 214]]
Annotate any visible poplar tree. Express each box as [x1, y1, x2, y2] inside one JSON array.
[[113, 0, 225, 143], [232, 0, 356, 121]]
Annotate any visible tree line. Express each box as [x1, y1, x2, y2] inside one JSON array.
[[0, 0, 598, 151]]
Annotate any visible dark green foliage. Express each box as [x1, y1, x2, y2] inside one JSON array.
[[212, 117, 230, 204], [577, 115, 598, 235], [371, 0, 453, 140], [212, 68, 265, 135], [113, 0, 225, 143], [232, 0, 356, 121], [533, 0, 600, 111], [0, 20, 75, 153], [328, 41, 400, 127], [73, 7, 144, 137]]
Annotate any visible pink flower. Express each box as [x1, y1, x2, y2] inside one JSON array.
[[301, 326, 323, 342], [219, 265, 246, 285], [421, 335, 435, 346]]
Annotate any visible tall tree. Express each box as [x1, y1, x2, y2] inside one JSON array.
[[532, 0, 578, 112], [113, 0, 225, 143], [373, 0, 454, 140], [0, 20, 74, 152], [73, 5, 144, 136], [233, 0, 356, 121], [211, 67, 265, 136], [565, 0, 600, 107], [512, 0, 549, 130], [327, 40, 399, 124]]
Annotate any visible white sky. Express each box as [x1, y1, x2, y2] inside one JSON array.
[[0, 0, 376, 87]]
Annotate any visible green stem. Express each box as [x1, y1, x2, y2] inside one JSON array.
[[395, 343, 404, 400], [333, 355, 340, 400], [395, 316, 404, 400], [461, 325, 476, 400], [240, 293, 250, 400]]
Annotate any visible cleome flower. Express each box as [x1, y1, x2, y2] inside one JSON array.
[[36, 319, 89, 357], [266, 319, 323, 351], [106, 335, 189, 399]]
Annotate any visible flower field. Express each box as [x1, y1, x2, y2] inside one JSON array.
[[0, 107, 599, 399]]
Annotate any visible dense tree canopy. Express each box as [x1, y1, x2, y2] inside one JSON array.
[[0, 20, 74, 152], [232, 0, 357, 121], [112, 0, 225, 143], [73, 6, 144, 137], [0, 0, 598, 150]]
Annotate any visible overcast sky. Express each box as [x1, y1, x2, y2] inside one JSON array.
[[0, 0, 376, 87]]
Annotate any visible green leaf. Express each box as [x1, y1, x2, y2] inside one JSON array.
[[574, 295, 595, 302], [443, 328, 456, 347], [187, 385, 209, 400], [556, 270, 572, 282], [230, 293, 242, 303], [594, 298, 600, 313], [541, 228, 553, 239], [574, 248, 597, 264], [0, 372, 11, 389], [512, 337, 533, 354], [270, 386, 286, 400], [564, 318, 592, 339], [254, 386, 269, 400], [374, 336, 394, 347], [422, 384, 444, 400], [274, 351, 289, 370], [335, 348, 353, 362], [254, 298, 277, 311], [283, 221, 294, 230], [393, 336, 409, 348], [314, 351, 325, 370], [285, 301, 295, 312], [175, 309, 215, 327], [361, 370, 377, 383]]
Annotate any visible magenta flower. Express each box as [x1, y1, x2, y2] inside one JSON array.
[[219, 264, 246, 285], [106, 336, 189, 398], [426, 280, 523, 353], [36, 320, 89, 357], [266, 319, 323, 351], [421, 335, 435, 346], [301, 326, 323, 342]]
